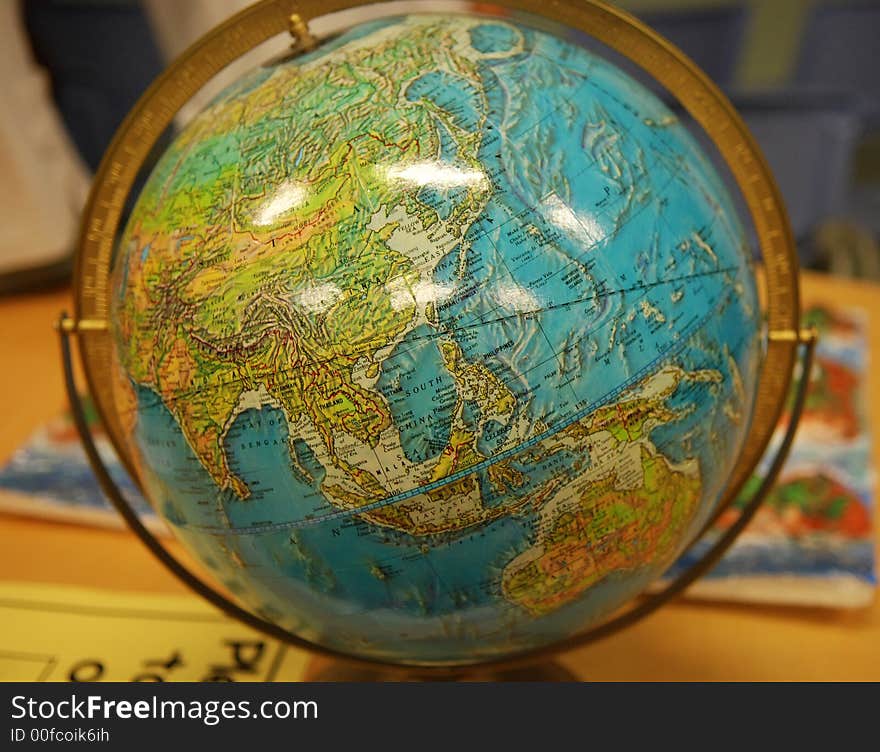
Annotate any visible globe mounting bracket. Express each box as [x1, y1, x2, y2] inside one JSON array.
[[54, 316, 108, 334], [288, 12, 317, 52]]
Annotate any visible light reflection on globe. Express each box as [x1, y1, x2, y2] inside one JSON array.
[[110, 14, 761, 665]]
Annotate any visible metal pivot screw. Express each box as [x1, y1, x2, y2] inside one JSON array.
[[289, 13, 317, 53]]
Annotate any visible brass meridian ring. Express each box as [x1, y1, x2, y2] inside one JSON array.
[[72, 0, 800, 665]]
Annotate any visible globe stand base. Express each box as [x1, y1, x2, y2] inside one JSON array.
[[303, 655, 578, 682]]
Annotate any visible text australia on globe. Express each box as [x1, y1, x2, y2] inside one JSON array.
[[110, 14, 761, 664]]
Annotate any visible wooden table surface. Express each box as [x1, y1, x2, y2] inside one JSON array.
[[1, 271, 877, 681]]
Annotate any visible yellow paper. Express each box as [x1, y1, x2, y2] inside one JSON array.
[[0, 582, 309, 682]]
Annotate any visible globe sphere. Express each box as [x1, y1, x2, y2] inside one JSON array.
[[110, 13, 761, 665]]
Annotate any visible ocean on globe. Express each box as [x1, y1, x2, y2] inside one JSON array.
[[110, 13, 762, 665]]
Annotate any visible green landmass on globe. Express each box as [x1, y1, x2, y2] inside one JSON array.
[[110, 13, 762, 664]]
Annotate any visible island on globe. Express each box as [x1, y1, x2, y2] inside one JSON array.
[[110, 13, 761, 665]]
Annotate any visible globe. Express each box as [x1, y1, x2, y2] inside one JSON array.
[[109, 12, 762, 666]]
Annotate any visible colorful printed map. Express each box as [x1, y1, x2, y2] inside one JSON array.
[[106, 14, 764, 664]]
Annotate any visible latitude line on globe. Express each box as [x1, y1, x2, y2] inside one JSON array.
[[136, 131, 703, 409], [439, 153, 714, 339], [149, 264, 739, 409], [144, 81, 692, 407], [486, 207, 586, 412], [190, 286, 732, 537]]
